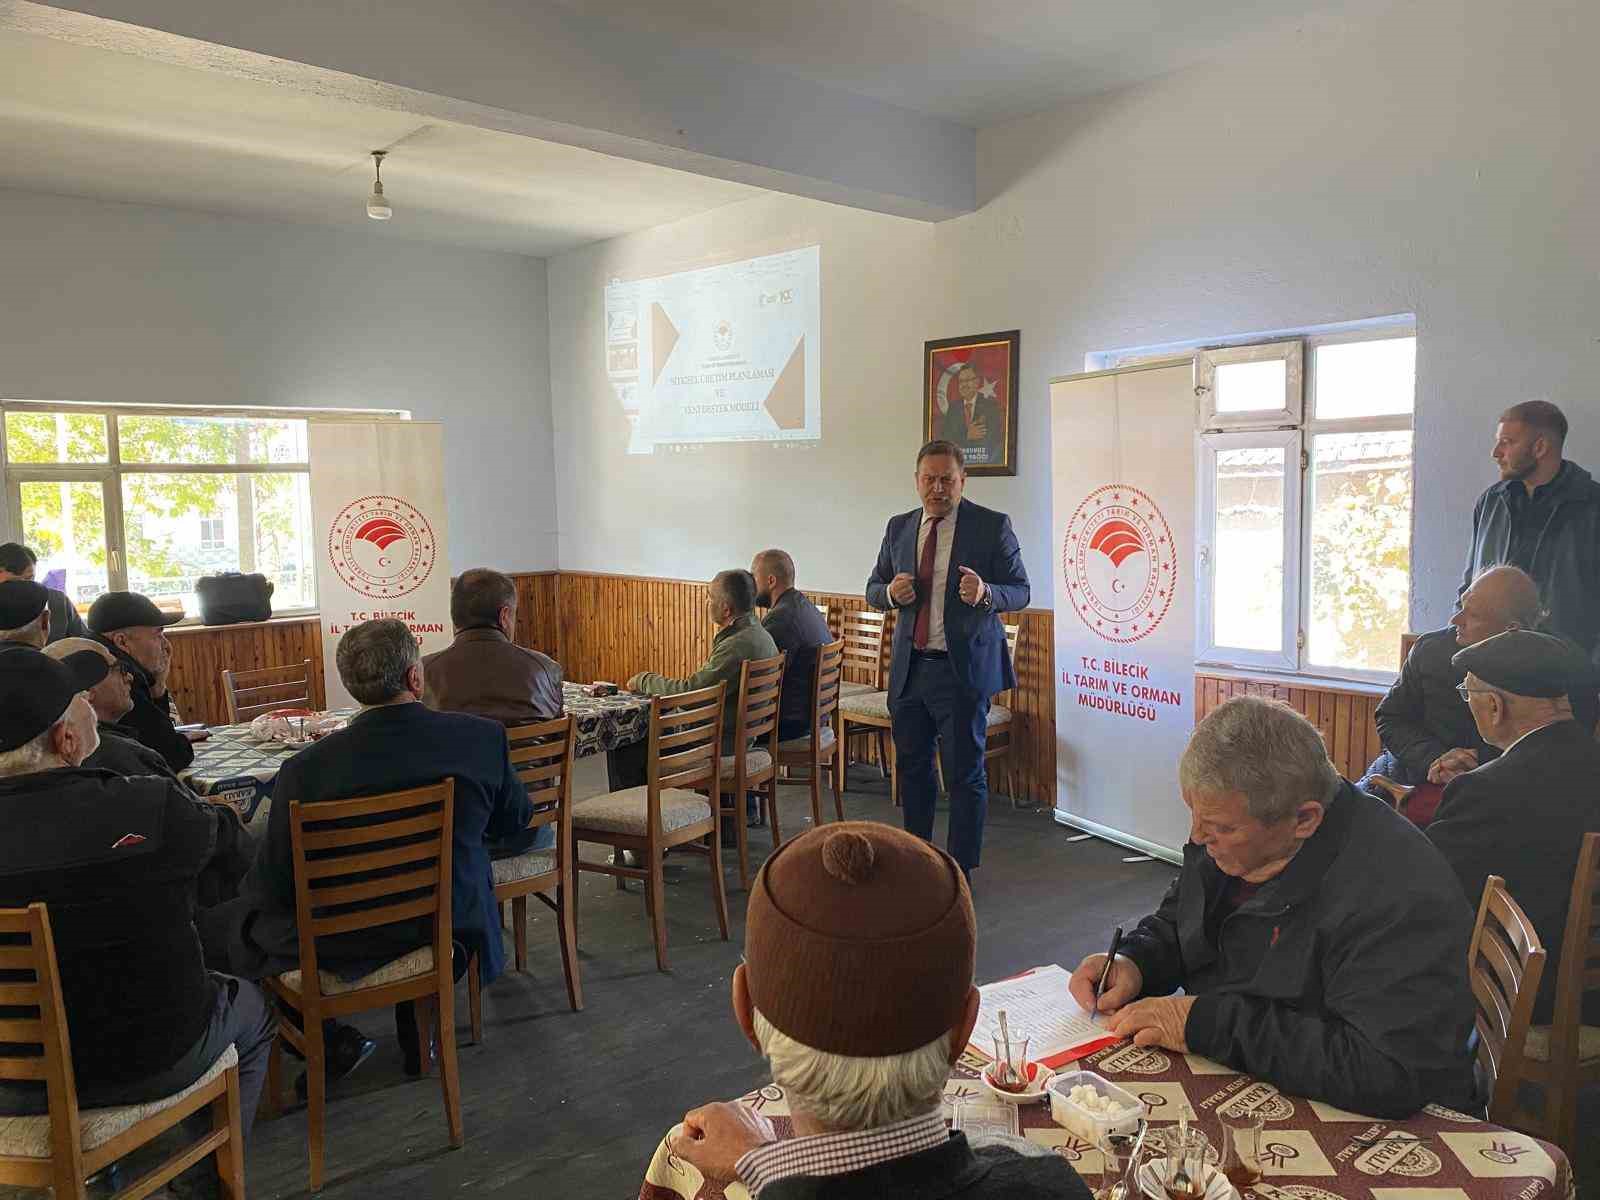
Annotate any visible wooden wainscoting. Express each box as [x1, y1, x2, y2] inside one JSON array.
[[167, 617, 325, 728], [1194, 671, 1384, 782]]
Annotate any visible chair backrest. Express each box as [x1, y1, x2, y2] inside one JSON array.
[[732, 653, 786, 761], [1549, 832, 1600, 1067], [996, 616, 1023, 702], [506, 715, 576, 849], [840, 610, 888, 690], [647, 683, 725, 799], [809, 639, 845, 738], [813, 600, 833, 634], [1468, 874, 1546, 1119], [0, 903, 84, 1176], [286, 780, 455, 1003], [222, 659, 315, 724]]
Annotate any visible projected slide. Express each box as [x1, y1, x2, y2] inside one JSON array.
[[604, 245, 820, 454]]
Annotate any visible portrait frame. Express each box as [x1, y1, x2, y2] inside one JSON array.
[[923, 329, 1020, 477]]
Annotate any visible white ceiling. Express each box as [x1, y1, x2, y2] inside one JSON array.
[[564, 0, 1393, 126], [0, 29, 762, 258]]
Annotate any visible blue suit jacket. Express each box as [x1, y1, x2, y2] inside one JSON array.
[[866, 497, 1030, 700], [239, 702, 532, 985]]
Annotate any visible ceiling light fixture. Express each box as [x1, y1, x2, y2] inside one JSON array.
[[366, 150, 392, 220]]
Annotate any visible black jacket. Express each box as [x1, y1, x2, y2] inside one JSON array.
[[867, 498, 1030, 701], [227, 703, 532, 985], [761, 589, 834, 739], [1427, 720, 1600, 1022], [0, 768, 238, 1089], [44, 587, 87, 645], [1461, 460, 1600, 660], [1119, 781, 1477, 1118], [762, 1133, 1091, 1200], [98, 643, 194, 773]]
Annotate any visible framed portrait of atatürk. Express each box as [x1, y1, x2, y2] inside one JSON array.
[[923, 329, 1020, 476]]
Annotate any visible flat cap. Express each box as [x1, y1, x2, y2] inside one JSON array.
[[0, 580, 48, 631], [1453, 629, 1593, 698], [0, 649, 109, 751], [88, 591, 184, 635]]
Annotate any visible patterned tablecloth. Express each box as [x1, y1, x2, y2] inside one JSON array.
[[638, 1039, 1574, 1200], [182, 685, 650, 822]]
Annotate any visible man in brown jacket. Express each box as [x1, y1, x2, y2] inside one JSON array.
[[423, 568, 563, 726]]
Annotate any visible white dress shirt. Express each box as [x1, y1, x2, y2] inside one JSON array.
[[916, 507, 957, 651]]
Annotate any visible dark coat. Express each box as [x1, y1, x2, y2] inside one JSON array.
[[98, 642, 194, 772], [1119, 781, 1477, 1118], [0, 768, 233, 1089], [761, 588, 834, 738], [867, 498, 1029, 701], [1461, 460, 1600, 661], [761, 1133, 1092, 1200], [1427, 720, 1600, 1022], [44, 587, 87, 645], [941, 395, 1005, 468], [227, 703, 532, 985], [422, 627, 563, 727]]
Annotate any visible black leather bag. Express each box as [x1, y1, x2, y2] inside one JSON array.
[[195, 572, 274, 625]]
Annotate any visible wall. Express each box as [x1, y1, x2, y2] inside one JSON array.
[[0, 187, 558, 571]]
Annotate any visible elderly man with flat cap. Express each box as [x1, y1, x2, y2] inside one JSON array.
[[0, 579, 52, 651], [0, 650, 272, 1197], [0, 541, 88, 643], [42, 637, 166, 779], [89, 589, 196, 772], [665, 822, 1091, 1199], [1428, 630, 1600, 1023]]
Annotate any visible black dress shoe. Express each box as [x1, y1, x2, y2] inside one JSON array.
[[294, 1025, 376, 1100]]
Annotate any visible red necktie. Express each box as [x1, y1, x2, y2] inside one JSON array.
[[913, 515, 942, 650]]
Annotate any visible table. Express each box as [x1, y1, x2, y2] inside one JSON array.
[[182, 684, 651, 824], [638, 1039, 1574, 1200]]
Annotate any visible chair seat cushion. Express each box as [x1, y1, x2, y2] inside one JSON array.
[[778, 725, 837, 754], [987, 704, 1012, 727], [838, 680, 876, 698], [1524, 1023, 1600, 1064], [279, 945, 435, 997], [492, 849, 556, 886], [0, 1045, 238, 1158], [720, 749, 773, 778], [840, 690, 890, 720], [570, 787, 712, 837]]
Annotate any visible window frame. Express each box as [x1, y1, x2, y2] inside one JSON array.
[[1195, 339, 1304, 429], [0, 400, 407, 622], [1193, 326, 1416, 685]]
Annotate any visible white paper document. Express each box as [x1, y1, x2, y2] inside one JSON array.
[[970, 964, 1119, 1068]]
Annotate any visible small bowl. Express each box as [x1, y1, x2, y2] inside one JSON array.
[[980, 1060, 1054, 1104]]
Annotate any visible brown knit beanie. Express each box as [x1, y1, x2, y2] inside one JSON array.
[[744, 821, 975, 1057]]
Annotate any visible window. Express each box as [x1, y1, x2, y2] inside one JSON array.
[[1197, 332, 1415, 680], [1, 403, 396, 621]]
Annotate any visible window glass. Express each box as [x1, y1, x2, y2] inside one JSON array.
[[1212, 446, 1285, 652], [18, 480, 110, 613], [4, 412, 109, 463], [1313, 338, 1416, 419], [118, 414, 307, 465], [1214, 360, 1287, 413]]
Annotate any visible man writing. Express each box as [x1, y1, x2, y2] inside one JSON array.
[[666, 822, 1091, 1199], [88, 590, 195, 772], [1461, 400, 1600, 661], [1068, 697, 1477, 1118], [1427, 630, 1600, 1023], [0, 542, 88, 643], [423, 567, 563, 726], [866, 441, 1029, 880]]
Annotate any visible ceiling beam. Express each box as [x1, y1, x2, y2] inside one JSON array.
[[5, 0, 976, 221]]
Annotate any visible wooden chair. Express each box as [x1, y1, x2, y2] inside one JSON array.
[[778, 639, 845, 827], [0, 903, 246, 1200], [1514, 832, 1600, 1153], [570, 683, 729, 972], [263, 780, 461, 1192], [717, 653, 786, 890], [221, 658, 314, 723], [1467, 874, 1546, 1128], [467, 716, 582, 1043], [984, 618, 1024, 806], [838, 610, 894, 795]]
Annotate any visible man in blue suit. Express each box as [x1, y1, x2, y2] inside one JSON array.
[[866, 441, 1030, 878]]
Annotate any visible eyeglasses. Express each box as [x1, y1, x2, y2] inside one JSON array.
[[1455, 684, 1496, 701]]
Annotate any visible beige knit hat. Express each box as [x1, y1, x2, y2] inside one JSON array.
[[744, 821, 975, 1057]]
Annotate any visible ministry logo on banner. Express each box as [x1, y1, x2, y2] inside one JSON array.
[[327, 495, 438, 599], [1062, 484, 1178, 644]]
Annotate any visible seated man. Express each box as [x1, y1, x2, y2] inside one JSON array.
[[0, 650, 273, 1196], [751, 549, 832, 743], [88, 590, 194, 772], [610, 569, 778, 792], [1427, 630, 1600, 1023], [423, 567, 563, 726], [42, 636, 173, 780], [0, 541, 88, 643], [1069, 696, 1477, 1119], [0, 579, 52, 652], [205, 618, 534, 1079], [668, 822, 1091, 1199]]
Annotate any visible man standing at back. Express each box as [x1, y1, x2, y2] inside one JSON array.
[[423, 567, 563, 726], [1461, 400, 1600, 661], [866, 441, 1029, 881]]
